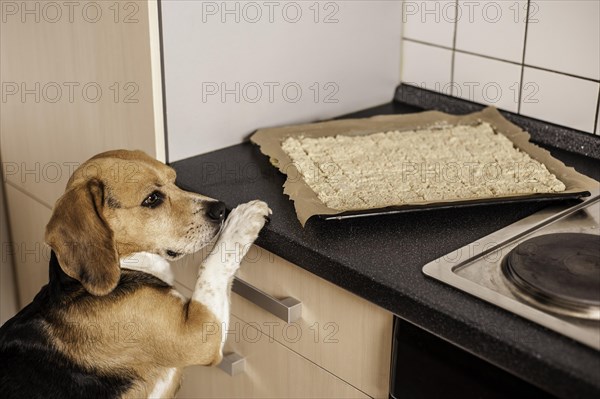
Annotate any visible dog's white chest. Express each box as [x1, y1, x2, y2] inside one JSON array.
[[148, 367, 178, 398], [120, 252, 174, 285]]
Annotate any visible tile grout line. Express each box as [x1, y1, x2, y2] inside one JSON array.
[[402, 39, 600, 84], [522, 64, 600, 84], [403, 37, 454, 52], [449, 0, 459, 96], [405, 37, 522, 66], [517, 0, 531, 115], [398, 83, 600, 142]]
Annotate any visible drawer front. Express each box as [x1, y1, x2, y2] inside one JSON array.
[[231, 246, 392, 399], [176, 313, 368, 399]]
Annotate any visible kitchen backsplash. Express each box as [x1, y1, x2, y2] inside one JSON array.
[[400, 0, 600, 135]]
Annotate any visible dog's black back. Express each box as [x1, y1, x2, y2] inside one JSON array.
[[0, 253, 138, 399]]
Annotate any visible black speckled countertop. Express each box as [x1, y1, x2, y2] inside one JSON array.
[[171, 99, 600, 399]]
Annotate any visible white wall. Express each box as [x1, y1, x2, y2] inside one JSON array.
[[161, 1, 402, 161], [401, 0, 600, 134]]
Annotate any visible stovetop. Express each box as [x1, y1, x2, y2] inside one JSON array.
[[423, 190, 600, 350]]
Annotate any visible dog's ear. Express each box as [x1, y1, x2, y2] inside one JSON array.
[[45, 179, 120, 296]]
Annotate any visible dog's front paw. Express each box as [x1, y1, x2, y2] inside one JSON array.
[[222, 200, 271, 245], [217, 200, 271, 268]]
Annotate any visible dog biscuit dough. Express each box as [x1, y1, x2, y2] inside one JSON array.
[[281, 123, 566, 211]]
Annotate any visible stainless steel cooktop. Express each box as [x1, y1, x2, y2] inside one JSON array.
[[423, 190, 600, 350]]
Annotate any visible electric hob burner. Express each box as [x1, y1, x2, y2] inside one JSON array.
[[501, 233, 600, 320]]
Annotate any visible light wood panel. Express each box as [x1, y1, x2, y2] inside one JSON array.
[[0, 0, 162, 308], [0, 0, 160, 205], [234, 246, 392, 399], [173, 246, 393, 399], [176, 313, 369, 399], [0, 180, 18, 322], [171, 249, 209, 286], [4, 184, 52, 306]]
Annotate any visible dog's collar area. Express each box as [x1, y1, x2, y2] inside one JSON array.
[[120, 252, 174, 285]]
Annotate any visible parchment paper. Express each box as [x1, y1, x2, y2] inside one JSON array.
[[250, 107, 599, 226]]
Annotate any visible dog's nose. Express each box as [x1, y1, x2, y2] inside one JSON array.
[[206, 201, 226, 222]]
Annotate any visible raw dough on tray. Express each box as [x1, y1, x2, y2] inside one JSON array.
[[281, 122, 566, 211]]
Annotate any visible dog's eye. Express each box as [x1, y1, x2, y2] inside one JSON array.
[[141, 191, 164, 208]]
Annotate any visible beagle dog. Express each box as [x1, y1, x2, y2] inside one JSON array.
[[0, 150, 270, 398]]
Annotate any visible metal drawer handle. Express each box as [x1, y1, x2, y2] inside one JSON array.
[[232, 277, 302, 323], [218, 352, 245, 376]]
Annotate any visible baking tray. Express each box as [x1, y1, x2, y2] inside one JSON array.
[[250, 107, 599, 226], [319, 191, 590, 221]]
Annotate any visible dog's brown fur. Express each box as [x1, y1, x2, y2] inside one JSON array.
[[44, 282, 221, 398]]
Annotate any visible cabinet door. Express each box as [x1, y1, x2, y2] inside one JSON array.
[[0, 0, 161, 204], [4, 185, 52, 306], [176, 314, 369, 399], [1, 181, 18, 322], [234, 246, 392, 398], [172, 246, 393, 398], [1, 1, 163, 307]]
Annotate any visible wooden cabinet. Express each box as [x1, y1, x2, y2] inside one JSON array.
[[0, 0, 163, 306], [3, 185, 53, 305], [173, 246, 393, 398], [175, 314, 368, 399], [0, 182, 18, 324]]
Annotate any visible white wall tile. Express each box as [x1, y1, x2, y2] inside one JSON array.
[[520, 68, 599, 133], [453, 52, 521, 112], [402, 0, 456, 47], [525, 0, 600, 80], [455, 0, 526, 63], [401, 41, 453, 93]]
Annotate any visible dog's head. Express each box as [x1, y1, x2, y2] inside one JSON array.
[[45, 150, 225, 296]]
